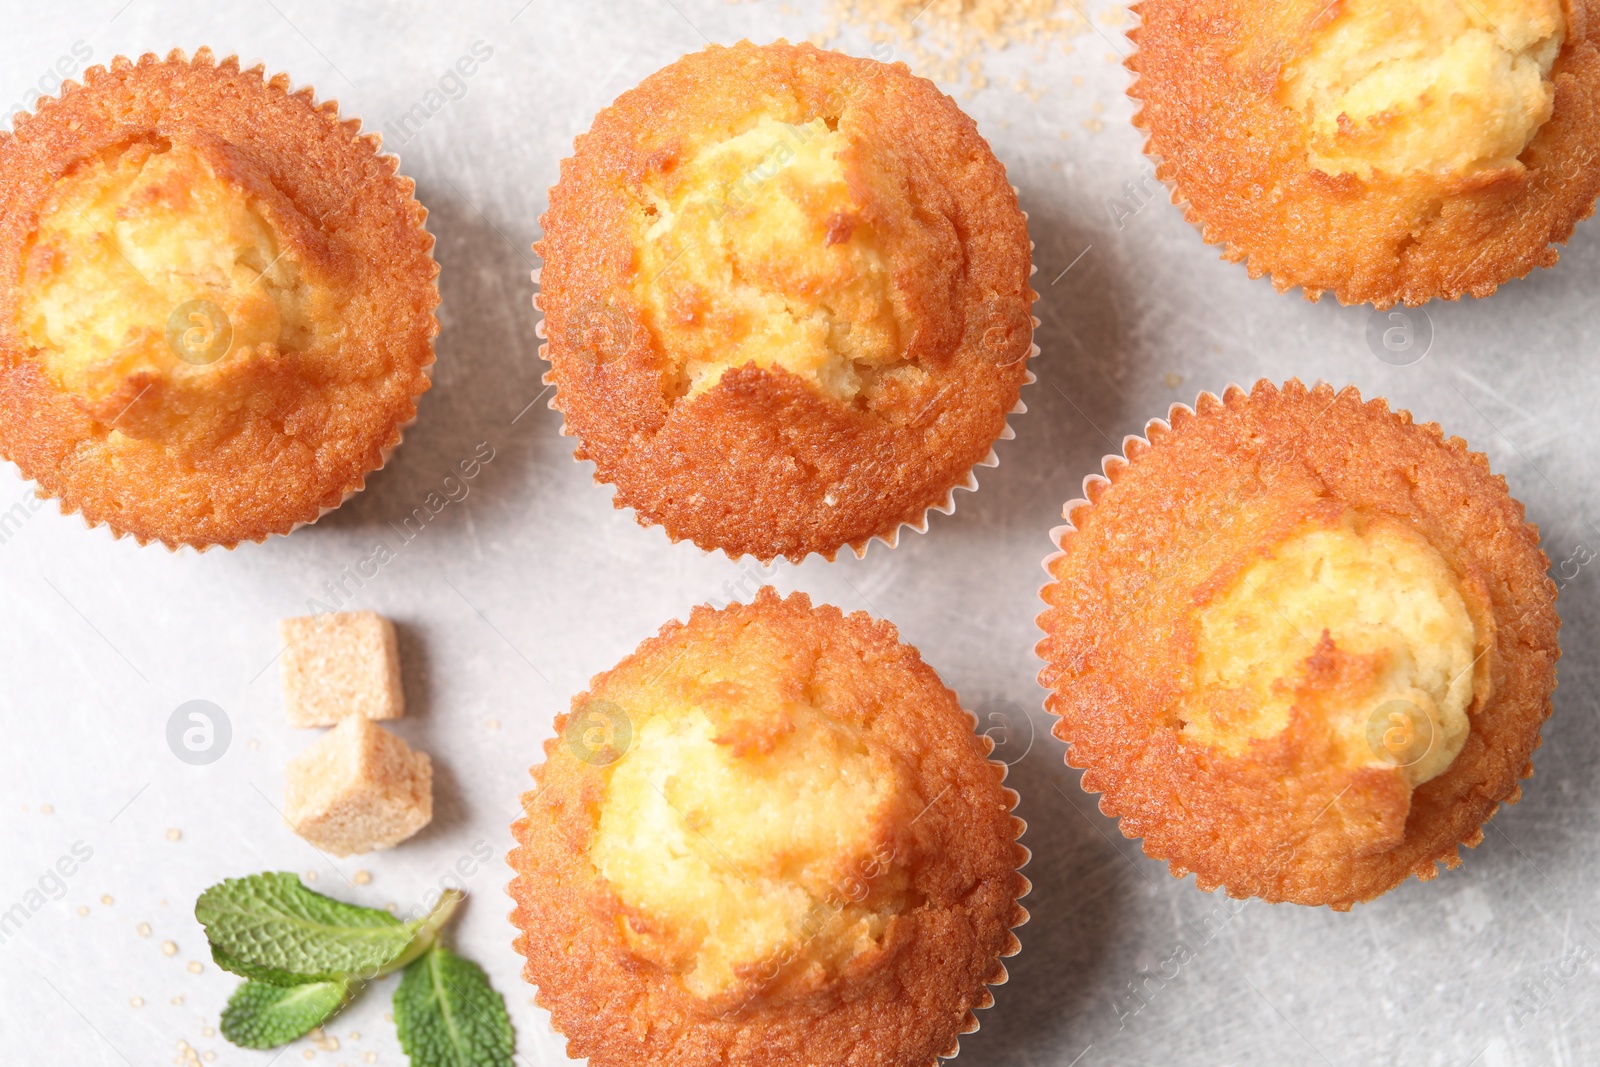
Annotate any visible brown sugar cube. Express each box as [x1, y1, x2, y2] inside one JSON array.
[[284, 717, 432, 857], [280, 611, 404, 727]]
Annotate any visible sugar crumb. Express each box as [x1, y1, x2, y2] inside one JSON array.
[[826, 0, 1088, 95]]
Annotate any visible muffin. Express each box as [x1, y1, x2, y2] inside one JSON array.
[[1128, 0, 1600, 306], [509, 588, 1028, 1066], [0, 48, 438, 548], [1036, 380, 1559, 909], [536, 41, 1035, 562]]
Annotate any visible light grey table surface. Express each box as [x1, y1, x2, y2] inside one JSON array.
[[2, 2, 1597, 1065]]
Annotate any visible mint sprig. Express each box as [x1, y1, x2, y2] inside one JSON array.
[[220, 977, 351, 1048], [195, 872, 510, 1065], [395, 944, 515, 1067]]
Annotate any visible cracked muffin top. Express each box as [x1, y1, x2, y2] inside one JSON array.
[[0, 48, 437, 548], [1129, 0, 1600, 306], [537, 40, 1034, 562], [1036, 380, 1560, 909], [509, 588, 1028, 1067]]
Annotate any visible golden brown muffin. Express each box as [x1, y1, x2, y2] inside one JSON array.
[[537, 41, 1035, 562], [0, 48, 438, 548], [509, 588, 1029, 1066], [1129, 0, 1600, 307], [1036, 380, 1559, 909]]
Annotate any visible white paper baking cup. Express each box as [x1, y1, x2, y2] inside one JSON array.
[[933, 699, 1033, 1064]]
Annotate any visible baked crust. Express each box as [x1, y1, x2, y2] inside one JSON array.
[[1035, 380, 1560, 908], [1128, 0, 1600, 307], [508, 588, 1029, 1066], [536, 41, 1035, 563], [0, 48, 438, 548]]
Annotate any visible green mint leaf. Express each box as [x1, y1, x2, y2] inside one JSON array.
[[210, 944, 325, 986], [395, 945, 515, 1067], [196, 872, 418, 982], [219, 978, 352, 1049]]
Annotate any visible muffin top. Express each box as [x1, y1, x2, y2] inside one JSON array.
[[509, 589, 1027, 1067], [1130, 0, 1600, 306], [1282, 0, 1565, 179], [1036, 380, 1559, 908], [538, 41, 1034, 562], [0, 49, 438, 548], [1184, 508, 1480, 789]]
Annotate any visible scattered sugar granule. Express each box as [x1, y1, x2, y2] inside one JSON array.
[[137, 923, 152, 937], [305, 870, 319, 882], [101, 895, 114, 906], [187, 961, 203, 974], [171, 995, 184, 1006], [162, 941, 179, 956], [353, 871, 372, 886], [40, 804, 53, 814], [166, 829, 182, 842], [130, 996, 144, 1008], [824, 0, 1090, 95], [77, 906, 89, 917]]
